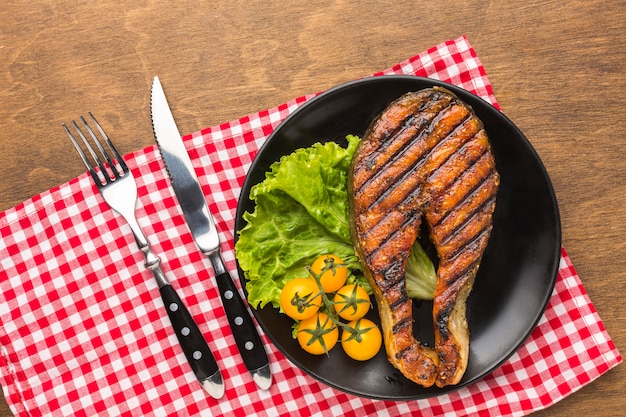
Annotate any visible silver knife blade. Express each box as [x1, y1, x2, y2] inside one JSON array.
[[150, 76, 271, 390]]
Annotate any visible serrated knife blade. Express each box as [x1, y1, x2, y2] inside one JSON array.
[[150, 76, 271, 391]]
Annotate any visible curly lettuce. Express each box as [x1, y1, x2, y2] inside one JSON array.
[[236, 135, 436, 309], [405, 241, 437, 300]]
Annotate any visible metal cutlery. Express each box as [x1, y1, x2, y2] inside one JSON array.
[[150, 76, 272, 390], [64, 113, 224, 399]]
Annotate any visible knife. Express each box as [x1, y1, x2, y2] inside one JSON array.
[[150, 76, 272, 391]]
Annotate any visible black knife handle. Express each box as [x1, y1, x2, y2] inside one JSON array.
[[214, 270, 268, 371], [159, 284, 221, 381]]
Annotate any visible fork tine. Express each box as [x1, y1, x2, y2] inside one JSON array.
[[63, 123, 102, 184], [71, 118, 114, 184], [78, 115, 122, 178], [71, 119, 103, 167], [87, 112, 129, 173]]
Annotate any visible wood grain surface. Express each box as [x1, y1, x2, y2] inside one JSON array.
[[1, 1, 624, 415]]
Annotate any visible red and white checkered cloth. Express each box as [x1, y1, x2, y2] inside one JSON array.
[[0, 36, 620, 417]]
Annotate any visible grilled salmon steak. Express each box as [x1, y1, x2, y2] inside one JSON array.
[[349, 88, 499, 388]]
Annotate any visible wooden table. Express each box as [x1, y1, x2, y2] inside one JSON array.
[[1, 1, 624, 415]]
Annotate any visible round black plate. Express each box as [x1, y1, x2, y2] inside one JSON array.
[[234, 76, 561, 400]]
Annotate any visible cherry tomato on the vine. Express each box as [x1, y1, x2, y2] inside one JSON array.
[[309, 254, 348, 293], [333, 284, 371, 321], [297, 312, 339, 355], [341, 318, 382, 361], [279, 278, 322, 320]]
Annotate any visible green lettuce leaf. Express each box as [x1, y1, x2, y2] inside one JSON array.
[[237, 136, 362, 309], [405, 240, 437, 300], [248, 136, 357, 243]]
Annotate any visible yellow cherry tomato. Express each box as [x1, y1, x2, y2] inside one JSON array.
[[309, 254, 348, 293], [279, 278, 322, 320], [333, 284, 371, 321], [341, 318, 382, 361], [297, 312, 339, 355]]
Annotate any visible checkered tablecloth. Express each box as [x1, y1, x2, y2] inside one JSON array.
[[0, 36, 621, 417]]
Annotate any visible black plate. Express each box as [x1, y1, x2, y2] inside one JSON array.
[[234, 76, 561, 400]]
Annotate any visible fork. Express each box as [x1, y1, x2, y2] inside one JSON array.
[[64, 113, 224, 399]]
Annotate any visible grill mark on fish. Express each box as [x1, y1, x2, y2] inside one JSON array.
[[429, 155, 499, 227], [354, 127, 431, 201], [365, 212, 422, 265], [354, 111, 434, 189], [358, 207, 424, 258], [360, 183, 426, 232], [437, 194, 497, 248], [353, 92, 455, 188], [440, 226, 491, 273], [392, 315, 413, 334], [389, 290, 410, 310], [380, 93, 446, 141], [353, 102, 465, 203], [430, 164, 498, 230], [369, 259, 405, 291], [425, 131, 490, 198], [420, 113, 477, 177], [435, 296, 457, 340], [430, 153, 498, 249], [395, 343, 422, 361]]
